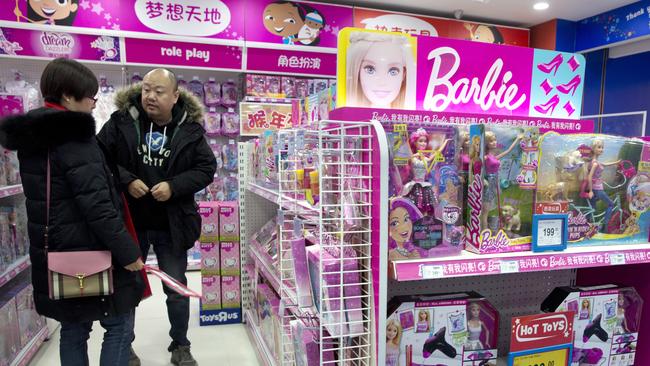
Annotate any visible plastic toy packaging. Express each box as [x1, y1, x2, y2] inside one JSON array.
[[208, 140, 223, 170], [222, 109, 239, 137], [295, 79, 309, 98], [314, 79, 329, 94], [266, 76, 282, 98], [466, 124, 539, 254], [246, 74, 267, 97], [536, 134, 649, 246], [387, 124, 463, 260], [188, 76, 204, 100], [130, 72, 142, 84], [282, 77, 296, 98], [224, 176, 239, 201], [258, 131, 278, 188], [206, 177, 225, 202], [204, 107, 222, 136], [221, 79, 238, 107], [204, 77, 221, 107], [387, 292, 498, 366], [222, 143, 238, 172], [177, 75, 187, 89], [542, 285, 643, 366]]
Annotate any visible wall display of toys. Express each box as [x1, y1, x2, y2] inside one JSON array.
[[198, 201, 241, 326], [245, 74, 334, 99], [0, 202, 29, 274], [536, 134, 650, 246]]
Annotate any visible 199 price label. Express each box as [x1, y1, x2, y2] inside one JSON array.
[[512, 349, 569, 366]]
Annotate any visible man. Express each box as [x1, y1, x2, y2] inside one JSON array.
[[98, 69, 216, 366]]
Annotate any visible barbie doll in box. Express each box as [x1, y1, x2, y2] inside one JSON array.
[[386, 319, 402, 366], [482, 131, 522, 230], [345, 31, 416, 109], [465, 302, 490, 351], [582, 139, 620, 231], [401, 128, 449, 216], [614, 293, 630, 335]]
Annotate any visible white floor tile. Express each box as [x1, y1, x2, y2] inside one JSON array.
[[28, 272, 260, 365]]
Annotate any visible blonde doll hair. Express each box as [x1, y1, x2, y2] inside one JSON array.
[[484, 131, 497, 150], [346, 31, 416, 109], [469, 135, 482, 161], [418, 310, 430, 322], [386, 319, 402, 346]]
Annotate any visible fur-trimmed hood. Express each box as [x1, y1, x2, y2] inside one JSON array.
[[114, 83, 204, 125], [0, 108, 95, 151]]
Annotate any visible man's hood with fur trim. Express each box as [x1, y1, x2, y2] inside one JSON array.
[[0, 108, 95, 151], [114, 84, 204, 124]]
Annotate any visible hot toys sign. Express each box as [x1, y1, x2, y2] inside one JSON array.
[[337, 28, 586, 120], [508, 312, 574, 366]]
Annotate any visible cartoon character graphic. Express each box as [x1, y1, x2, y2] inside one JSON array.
[[262, 1, 325, 46], [15, 0, 79, 25], [345, 31, 416, 109], [464, 23, 505, 44]]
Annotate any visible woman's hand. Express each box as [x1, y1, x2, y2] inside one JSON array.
[[124, 258, 145, 271]]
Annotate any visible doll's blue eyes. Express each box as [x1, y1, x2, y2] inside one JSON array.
[[389, 67, 401, 76], [363, 65, 376, 75], [363, 66, 401, 77]]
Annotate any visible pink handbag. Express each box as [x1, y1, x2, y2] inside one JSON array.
[[44, 151, 114, 300]]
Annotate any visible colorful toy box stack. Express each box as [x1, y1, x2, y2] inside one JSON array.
[[386, 123, 463, 261], [542, 285, 643, 365], [466, 124, 541, 254], [386, 292, 499, 366], [536, 134, 650, 246]]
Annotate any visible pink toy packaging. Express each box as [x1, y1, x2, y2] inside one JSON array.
[[291, 320, 336, 366], [314, 79, 329, 94], [387, 292, 499, 366], [220, 242, 240, 276], [290, 237, 313, 309], [222, 109, 239, 137], [204, 107, 222, 136], [282, 77, 296, 98], [265, 75, 282, 98], [246, 74, 266, 97], [14, 285, 44, 348], [200, 243, 220, 275], [201, 275, 221, 310], [295, 79, 309, 98], [221, 79, 238, 107], [257, 284, 281, 362], [203, 77, 221, 107], [221, 275, 241, 309], [536, 134, 649, 246], [198, 202, 219, 243], [467, 124, 540, 254], [0, 297, 19, 366], [218, 202, 239, 241], [387, 124, 463, 260], [542, 285, 643, 366]]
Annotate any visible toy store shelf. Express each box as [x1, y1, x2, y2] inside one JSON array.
[[0, 185, 23, 199], [248, 240, 281, 292], [10, 325, 48, 366], [247, 183, 319, 215], [243, 96, 299, 104], [0, 256, 30, 289], [243, 309, 278, 366], [390, 243, 650, 281]]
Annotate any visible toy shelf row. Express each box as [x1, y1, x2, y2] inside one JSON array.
[[9, 325, 48, 366], [247, 183, 319, 217], [243, 309, 278, 366], [390, 242, 650, 281], [0, 256, 29, 290], [0, 185, 22, 199]]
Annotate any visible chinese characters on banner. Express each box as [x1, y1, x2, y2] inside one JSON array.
[[240, 102, 294, 136], [246, 47, 337, 76]]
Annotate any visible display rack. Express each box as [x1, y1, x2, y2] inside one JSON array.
[[10, 325, 48, 366], [0, 255, 29, 288], [0, 185, 23, 199]]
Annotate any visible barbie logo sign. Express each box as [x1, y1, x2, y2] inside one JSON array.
[[466, 174, 483, 247], [423, 46, 527, 112], [40, 32, 75, 56]]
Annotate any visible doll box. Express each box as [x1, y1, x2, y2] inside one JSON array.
[[536, 134, 649, 246], [198, 202, 219, 243], [541, 285, 643, 366], [14, 285, 45, 349], [257, 284, 281, 361], [220, 242, 240, 276], [466, 124, 540, 254], [0, 297, 19, 366], [221, 275, 241, 309], [200, 242, 220, 275], [218, 202, 239, 242], [201, 275, 221, 311], [387, 292, 499, 366]]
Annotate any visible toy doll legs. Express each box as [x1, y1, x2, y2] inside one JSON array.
[[589, 190, 614, 231]]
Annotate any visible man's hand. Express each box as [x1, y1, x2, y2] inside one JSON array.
[[124, 258, 144, 271], [151, 182, 172, 202], [128, 179, 149, 198]]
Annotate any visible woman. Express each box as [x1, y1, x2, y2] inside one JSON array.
[[0, 58, 144, 366]]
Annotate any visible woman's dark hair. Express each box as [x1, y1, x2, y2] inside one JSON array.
[[40, 58, 98, 104], [27, 0, 79, 26], [488, 26, 504, 44]]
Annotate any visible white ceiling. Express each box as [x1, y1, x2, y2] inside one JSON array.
[[327, 0, 639, 27]]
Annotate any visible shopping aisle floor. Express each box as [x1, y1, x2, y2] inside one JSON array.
[[29, 271, 260, 366]]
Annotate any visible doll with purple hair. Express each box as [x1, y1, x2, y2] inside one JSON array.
[[389, 197, 425, 261], [401, 128, 449, 216]]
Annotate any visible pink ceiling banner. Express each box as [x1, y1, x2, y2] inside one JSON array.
[[1, 0, 245, 40]]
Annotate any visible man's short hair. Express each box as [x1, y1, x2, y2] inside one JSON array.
[[40, 58, 98, 104]]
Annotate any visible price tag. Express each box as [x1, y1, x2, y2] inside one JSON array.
[[501, 260, 520, 274], [420, 265, 444, 279], [532, 214, 568, 252], [609, 253, 626, 265], [511, 347, 570, 366], [393, 124, 407, 132]]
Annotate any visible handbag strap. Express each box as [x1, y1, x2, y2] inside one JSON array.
[[44, 150, 50, 252]]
